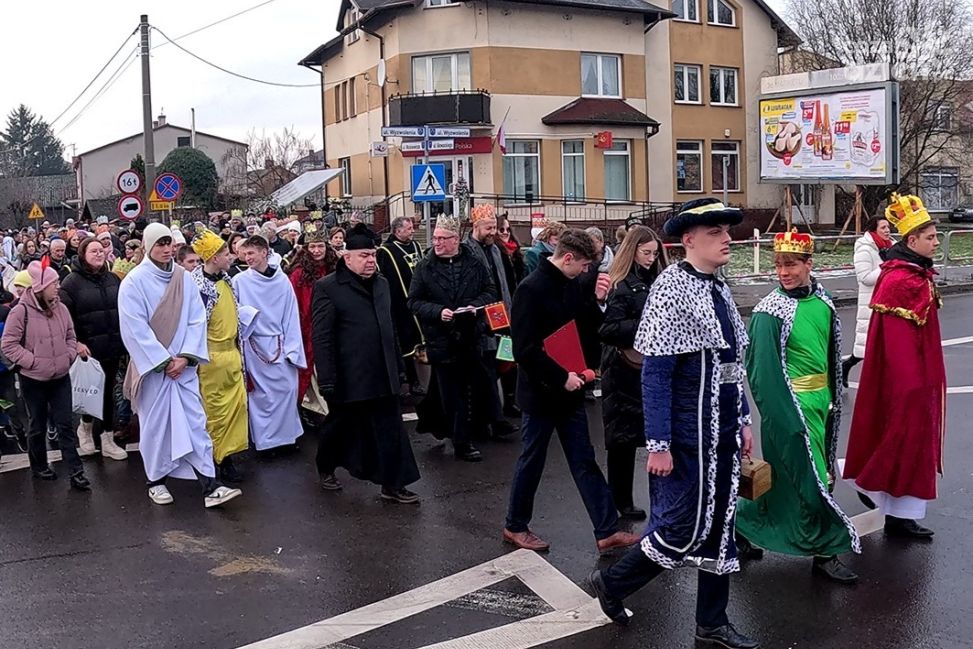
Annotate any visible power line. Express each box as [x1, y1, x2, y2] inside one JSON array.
[[151, 0, 282, 49], [57, 48, 140, 138], [150, 24, 319, 88]]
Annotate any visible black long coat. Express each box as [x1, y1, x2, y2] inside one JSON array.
[[599, 266, 652, 448], [311, 261, 403, 405], [58, 258, 125, 361], [407, 247, 496, 364]]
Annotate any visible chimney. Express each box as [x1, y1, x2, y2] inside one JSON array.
[[156, 112, 167, 127]]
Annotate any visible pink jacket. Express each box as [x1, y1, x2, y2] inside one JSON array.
[[1, 290, 78, 381]]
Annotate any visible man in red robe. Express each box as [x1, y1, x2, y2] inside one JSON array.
[[844, 194, 945, 539]]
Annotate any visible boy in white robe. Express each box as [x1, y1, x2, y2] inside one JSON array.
[[119, 223, 242, 508], [234, 235, 307, 454]]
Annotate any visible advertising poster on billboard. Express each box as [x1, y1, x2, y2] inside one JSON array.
[[760, 87, 891, 184]]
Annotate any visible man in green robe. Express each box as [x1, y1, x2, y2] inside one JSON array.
[[737, 229, 861, 584]]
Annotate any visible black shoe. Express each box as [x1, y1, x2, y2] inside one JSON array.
[[69, 472, 91, 492], [320, 474, 343, 491], [812, 556, 858, 584], [503, 402, 521, 418], [491, 420, 518, 439], [857, 492, 877, 510], [409, 384, 427, 399], [735, 533, 764, 561], [380, 487, 420, 504], [455, 444, 483, 462], [695, 623, 760, 649], [219, 457, 243, 484], [588, 570, 628, 626], [885, 516, 934, 539], [618, 506, 647, 521], [32, 468, 57, 481]]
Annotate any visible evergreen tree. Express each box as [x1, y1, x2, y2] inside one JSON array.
[[0, 105, 70, 177], [130, 154, 145, 178]]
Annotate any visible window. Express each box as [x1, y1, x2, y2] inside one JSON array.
[[412, 52, 471, 93], [581, 53, 622, 98], [711, 141, 740, 192], [707, 0, 736, 26], [710, 67, 738, 105], [426, 0, 459, 5], [561, 140, 585, 201], [338, 157, 352, 197], [674, 64, 701, 104], [176, 136, 191, 148], [348, 77, 357, 118], [334, 83, 344, 122], [920, 167, 959, 210], [345, 8, 360, 44], [676, 141, 703, 192], [502, 140, 540, 202], [604, 141, 631, 201], [672, 0, 698, 21], [935, 105, 952, 131]]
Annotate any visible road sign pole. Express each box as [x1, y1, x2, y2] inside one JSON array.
[[140, 15, 156, 208], [423, 127, 431, 242]]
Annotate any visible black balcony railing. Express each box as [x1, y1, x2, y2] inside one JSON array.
[[389, 90, 491, 126]]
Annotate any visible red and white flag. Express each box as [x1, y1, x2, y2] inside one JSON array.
[[495, 106, 511, 155]]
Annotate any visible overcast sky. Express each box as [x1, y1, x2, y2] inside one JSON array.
[[1, 0, 790, 159]]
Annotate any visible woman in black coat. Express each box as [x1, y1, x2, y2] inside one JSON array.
[[59, 236, 129, 461], [599, 225, 668, 520]]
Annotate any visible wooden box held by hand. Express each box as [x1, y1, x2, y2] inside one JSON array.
[[739, 458, 771, 500]]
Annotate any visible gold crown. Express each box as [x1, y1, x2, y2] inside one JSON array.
[[773, 228, 814, 255], [191, 229, 227, 262], [885, 193, 932, 236]]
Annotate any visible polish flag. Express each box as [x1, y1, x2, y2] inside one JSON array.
[[497, 122, 507, 155]]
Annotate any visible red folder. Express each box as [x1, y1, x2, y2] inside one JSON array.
[[543, 320, 588, 375], [485, 302, 510, 331]]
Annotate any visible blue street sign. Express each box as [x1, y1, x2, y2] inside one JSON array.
[[154, 173, 184, 201], [411, 164, 447, 202]]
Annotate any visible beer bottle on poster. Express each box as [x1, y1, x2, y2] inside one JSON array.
[[813, 100, 823, 157], [821, 103, 834, 161]]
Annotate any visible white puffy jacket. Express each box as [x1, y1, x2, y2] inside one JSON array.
[[852, 233, 884, 357]]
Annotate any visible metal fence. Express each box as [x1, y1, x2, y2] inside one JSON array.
[[940, 228, 973, 282]]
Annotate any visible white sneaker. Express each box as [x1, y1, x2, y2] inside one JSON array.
[[100, 432, 128, 461], [148, 485, 174, 505], [77, 422, 97, 457], [204, 486, 242, 508]]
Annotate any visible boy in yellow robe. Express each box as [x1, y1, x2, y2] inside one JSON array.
[[191, 229, 255, 483]]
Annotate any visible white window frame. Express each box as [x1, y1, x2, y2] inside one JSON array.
[[339, 157, 352, 197], [936, 105, 952, 131], [710, 66, 738, 106], [581, 53, 623, 99], [707, 0, 736, 27], [672, 0, 699, 22], [502, 140, 541, 205], [711, 141, 740, 193], [426, 0, 460, 6], [674, 64, 702, 104], [561, 140, 586, 202], [676, 140, 704, 193], [920, 167, 959, 211], [604, 140, 632, 202], [345, 8, 361, 44], [411, 52, 471, 94]]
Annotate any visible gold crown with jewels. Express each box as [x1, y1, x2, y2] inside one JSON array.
[[885, 193, 932, 236], [773, 228, 814, 255]]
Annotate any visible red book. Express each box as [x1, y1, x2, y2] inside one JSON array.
[[543, 320, 588, 375], [485, 302, 510, 331]]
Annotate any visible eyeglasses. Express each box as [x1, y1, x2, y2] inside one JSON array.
[[498, 227, 510, 233], [432, 235, 458, 243]]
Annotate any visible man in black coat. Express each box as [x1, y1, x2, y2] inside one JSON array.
[[408, 215, 498, 462], [502, 229, 640, 554], [377, 216, 425, 396], [311, 223, 420, 504]]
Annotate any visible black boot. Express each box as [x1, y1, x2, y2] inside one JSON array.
[[69, 471, 92, 492], [695, 623, 760, 649], [885, 516, 934, 539], [588, 570, 629, 626]]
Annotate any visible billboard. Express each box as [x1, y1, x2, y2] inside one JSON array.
[[759, 82, 899, 185]]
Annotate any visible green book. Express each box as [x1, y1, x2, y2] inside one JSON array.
[[496, 335, 515, 362]]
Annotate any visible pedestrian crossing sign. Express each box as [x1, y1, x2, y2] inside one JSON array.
[[411, 163, 447, 202], [27, 203, 44, 220]]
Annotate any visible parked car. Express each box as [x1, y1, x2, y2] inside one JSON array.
[[949, 202, 973, 223]]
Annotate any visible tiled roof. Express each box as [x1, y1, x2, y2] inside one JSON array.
[[542, 98, 659, 127]]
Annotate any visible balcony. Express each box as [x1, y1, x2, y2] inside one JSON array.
[[388, 90, 491, 127]]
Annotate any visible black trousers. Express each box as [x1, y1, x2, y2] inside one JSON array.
[[601, 545, 730, 628], [80, 356, 121, 440], [21, 374, 82, 476], [148, 469, 219, 495], [606, 445, 637, 511], [433, 358, 496, 447]]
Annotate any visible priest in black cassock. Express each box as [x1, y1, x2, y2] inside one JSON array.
[[311, 223, 421, 504]]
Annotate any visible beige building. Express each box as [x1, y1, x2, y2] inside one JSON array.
[[301, 0, 671, 222], [300, 0, 797, 221], [74, 114, 247, 203], [646, 0, 799, 210]]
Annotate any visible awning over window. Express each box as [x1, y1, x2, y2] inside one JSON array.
[[269, 169, 345, 206]]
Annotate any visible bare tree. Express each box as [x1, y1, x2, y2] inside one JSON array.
[[786, 0, 973, 213], [222, 127, 316, 204]]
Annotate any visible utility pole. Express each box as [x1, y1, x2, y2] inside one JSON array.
[[140, 14, 156, 205]]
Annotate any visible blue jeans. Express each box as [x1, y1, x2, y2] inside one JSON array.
[[505, 406, 619, 540]]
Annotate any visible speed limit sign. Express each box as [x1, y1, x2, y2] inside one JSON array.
[[116, 169, 143, 195]]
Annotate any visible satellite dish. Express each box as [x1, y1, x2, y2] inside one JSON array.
[[377, 59, 387, 88]]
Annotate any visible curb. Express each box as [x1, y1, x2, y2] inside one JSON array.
[[734, 281, 973, 317]]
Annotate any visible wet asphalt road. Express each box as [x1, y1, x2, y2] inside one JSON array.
[[1, 294, 972, 649]]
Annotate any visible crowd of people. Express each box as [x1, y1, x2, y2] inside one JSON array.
[[0, 192, 947, 649]]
